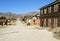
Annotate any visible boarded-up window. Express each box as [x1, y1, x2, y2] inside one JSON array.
[[40, 10, 43, 15], [54, 4, 59, 12], [48, 7, 51, 13], [57, 18, 60, 27], [44, 9, 47, 14]]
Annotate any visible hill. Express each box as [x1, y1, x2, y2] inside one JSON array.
[[0, 12, 40, 20]]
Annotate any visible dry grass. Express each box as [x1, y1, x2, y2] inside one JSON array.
[[47, 28, 53, 32], [53, 35, 60, 40], [0, 25, 3, 28], [0, 25, 7, 28]]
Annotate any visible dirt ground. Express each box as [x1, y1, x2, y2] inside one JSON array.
[[0, 19, 60, 41]]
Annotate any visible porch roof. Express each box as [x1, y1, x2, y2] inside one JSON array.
[[40, 14, 60, 18]]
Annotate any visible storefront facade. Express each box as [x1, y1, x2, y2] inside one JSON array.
[[40, 0, 60, 28]]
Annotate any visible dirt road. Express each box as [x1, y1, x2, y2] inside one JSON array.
[[0, 19, 60, 41]]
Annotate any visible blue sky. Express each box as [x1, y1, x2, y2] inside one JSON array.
[[0, 0, 55, 14]]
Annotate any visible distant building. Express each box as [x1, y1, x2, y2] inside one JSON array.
[[26, 14, 40, 25], [39, 0, 60, 28]]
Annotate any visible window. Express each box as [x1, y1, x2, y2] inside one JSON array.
[[40, 10, 43, 15], [48, 19, 51, 26], [44, 19, 46, 26], [44, 9, 47, 14], [57, 18, 60, 27], [48, 7, 51, 13], [54, 4, 59, 12]]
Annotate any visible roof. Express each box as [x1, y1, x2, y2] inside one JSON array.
[[40, 13, 60, 18], [40, 0, 60, 10]]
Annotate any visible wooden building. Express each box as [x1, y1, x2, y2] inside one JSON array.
[[39, 0, 60, 28]]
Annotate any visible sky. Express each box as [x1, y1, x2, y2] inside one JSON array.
[[0, 0, 55, 14]]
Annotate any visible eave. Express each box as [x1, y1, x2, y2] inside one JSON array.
[[39, 0, 60, 10]]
